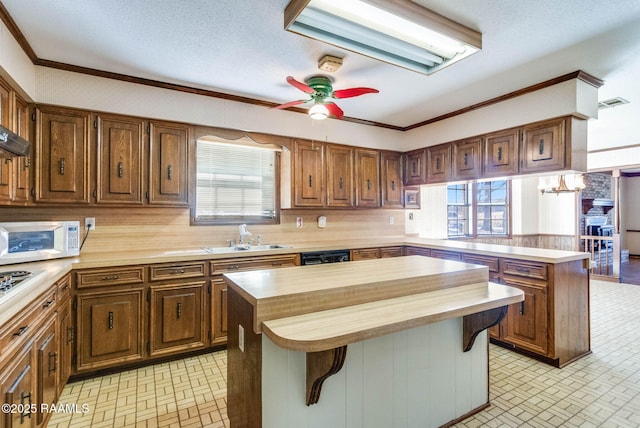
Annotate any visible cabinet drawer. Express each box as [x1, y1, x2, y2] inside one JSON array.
[[76, 266, 146, 288], [0, 288, 56, 361], [404, 246, 431, 257], [210, 254, 299, 273], [502, 260, 547, 281], [57, 274, 72, 302], [351, 248, 381, 261], [461, 253, 500, 273], [430, 249, 461, 261], [149, 262, 206, 282], [380, 246, 404, 258]]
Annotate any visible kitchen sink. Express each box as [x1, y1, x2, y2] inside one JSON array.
[[202, 244, 292, 254]]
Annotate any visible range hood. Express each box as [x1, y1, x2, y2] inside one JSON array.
[[0, 124, 30, 156]]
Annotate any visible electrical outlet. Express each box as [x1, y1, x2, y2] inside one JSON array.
[[85, 217, 96, 230], [389, 216, 394, 225]]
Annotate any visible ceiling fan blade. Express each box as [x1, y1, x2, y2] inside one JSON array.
[[272, 99, 307, 109], [286, 76, 315, 94], [332, 87, 379, 99], [325, 102, 344, 119]]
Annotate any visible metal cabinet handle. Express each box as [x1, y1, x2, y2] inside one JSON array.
[[59, 157, 65, 175], [43, 300, 54, 308], [171, 269, 186, 274], [108, 311, 114, 329], [367, 179, 371, 190], [20, 391, 32, 423], [67, 326, 74, 343], [463, 153, 468, 166], [24, 158, 30, 169], [515, 267, 530, 274], [497, 147, 503, 161], [538, 139, 544, 155], [167, 165, 173, 180], [308, 174, 312, 187], [118, 161, 124, 178], [271, 262, 283, 266], [229, 264, 240, 270], [177, 302, 182, 319], [13, 326, 29, 336], [101, 275, 120, 281], [520, 301, 525, 315], [436, 157, 441, 170], [391, 180, 395, 191], [48, 351, 58, 374], [339, 177, 343, 189]]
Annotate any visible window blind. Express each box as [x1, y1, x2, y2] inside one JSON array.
[[195, 140, 276, 222]]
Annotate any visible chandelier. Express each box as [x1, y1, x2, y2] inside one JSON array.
[[537, 174, 585, 195]]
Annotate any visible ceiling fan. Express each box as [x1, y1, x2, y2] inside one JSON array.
[[272, 75, 379, 120]]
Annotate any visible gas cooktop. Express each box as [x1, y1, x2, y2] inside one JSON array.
[[0, 269, 48, 304]]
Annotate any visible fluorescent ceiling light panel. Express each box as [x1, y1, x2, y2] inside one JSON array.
[[285, 0, 482, 75]]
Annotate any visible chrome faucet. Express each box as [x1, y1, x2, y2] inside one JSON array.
[[239, 224, 252, 245]]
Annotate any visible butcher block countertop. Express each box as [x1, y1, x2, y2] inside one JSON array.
[[224, 256, 524, 352]]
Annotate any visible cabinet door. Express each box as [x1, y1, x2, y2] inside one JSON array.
[[13, 96, 31, 204], [380, 246, 403, 258], [1, 347, 33, 428], [452, 137, 482, 180], [404, 246, 431, 257], [380, 151, 403, 208], [403, 149, 426, 186], [502, 279, 548, 355], [148, 121, 189, 206], [430, 249, 461, 261], [293, 140, 324, 207], [35, 317, 57, 427], [76, 290, 144, 372], [0, 156, 12, 202], [35, 107, 90, 203], [96, 114, 144, 204], [483, 128, 519, 178], [211, 278, 228, 344], [355, 148, 380, 208], [149, 282, 206, 356], [427, 144, 451, 183], [521, 118, 566, 173], [326, 144, 354, 207]]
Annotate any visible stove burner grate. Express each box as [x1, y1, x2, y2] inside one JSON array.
[[0, 270, 33, 294]]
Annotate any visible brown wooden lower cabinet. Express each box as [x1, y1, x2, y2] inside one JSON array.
[[149, 282, 206, 356], [1, 346, 33, 428], [35, 316, 58, 427], [211, 278, 228, 345], [76, 290, 145, 373], [404, 246, 590, 367]]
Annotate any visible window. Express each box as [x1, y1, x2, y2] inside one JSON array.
[[447, 179, 510, 238], [194, 138, 280, 225]]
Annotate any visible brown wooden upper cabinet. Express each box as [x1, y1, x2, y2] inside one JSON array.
[[520, 117, 567, 173], [483, 127, 520, 178], [355, 148, 380, 208], [326, 144, 354, 207], [403, 148, 427, 186], [148, 121, 189, 206], [35, 106, 91, 204], [381, 151, 403, 208], [0, 84, 32, 205], [452, 137, 482, 180], [293, 140, 325, 207], [96, 113, 145, 205], [426, 144, 451, 183]]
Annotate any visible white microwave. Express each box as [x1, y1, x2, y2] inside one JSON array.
[[0, 221, 80, 265]]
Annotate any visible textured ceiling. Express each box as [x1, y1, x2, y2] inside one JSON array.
[[3, 0, 640, 150]]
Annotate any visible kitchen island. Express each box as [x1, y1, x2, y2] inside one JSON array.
[[224, 256, 524, 428]]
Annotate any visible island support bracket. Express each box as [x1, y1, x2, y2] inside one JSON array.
[[463, 306, 508, 352], [306, 345, 348, 406]]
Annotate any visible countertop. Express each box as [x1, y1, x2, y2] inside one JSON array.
[[224, 256, 524, 352], [0, 237, 587, 327]]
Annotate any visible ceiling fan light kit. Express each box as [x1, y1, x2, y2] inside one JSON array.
[[284, 0, 482, 75], [272, 75, 379, 120]]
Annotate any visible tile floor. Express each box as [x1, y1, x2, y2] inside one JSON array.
[[49, 280, 640, 427]]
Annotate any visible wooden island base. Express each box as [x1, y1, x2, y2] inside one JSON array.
[[225, 257, 524, 428]]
